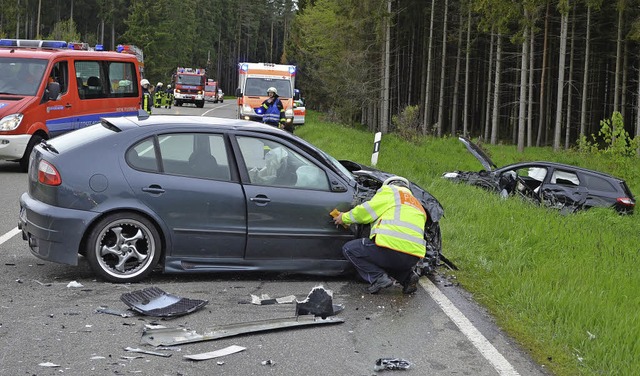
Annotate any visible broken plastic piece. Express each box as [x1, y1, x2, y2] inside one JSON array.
[[374, 358, 411, 371], [120, 287, 208, 317], [66, 280, 83, 288], [296, 285, 343, 318], [141, 315, 344, 346], [124, 346, 172, 358], [250, 294, 297, 305], [261, 359, 276, 366], [183, 345, 246, 361], [95, 306, 134, 318]]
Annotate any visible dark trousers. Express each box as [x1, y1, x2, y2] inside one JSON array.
[[342, 238, 420, 285]]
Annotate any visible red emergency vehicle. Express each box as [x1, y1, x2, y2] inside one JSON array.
[[0, 39, 142, 171], [204, 79, 218, 103], [172, 67, 206, 108]]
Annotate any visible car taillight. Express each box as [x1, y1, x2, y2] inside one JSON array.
[[617, 197, 635, 207], [38, 160, 61, 186]]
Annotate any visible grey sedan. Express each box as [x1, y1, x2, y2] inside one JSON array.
[[19, 114, 444, 282]]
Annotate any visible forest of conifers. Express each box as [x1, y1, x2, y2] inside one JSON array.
[[1, 0, 639, 150]]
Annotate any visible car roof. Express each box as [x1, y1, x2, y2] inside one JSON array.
[[104, 115, 278, 131], [496, 161, 626, 182], [0, 47, 136, 61]]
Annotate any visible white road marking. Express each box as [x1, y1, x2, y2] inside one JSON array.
[[0, 227, 21, 246], [202, 103, 231, 116], [421, 278, 521, 376]]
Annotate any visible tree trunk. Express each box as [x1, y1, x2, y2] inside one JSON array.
[[484, 30, 494, 141], [565, 8, 575, 150], [437, 0, 449, 137], [451, 11, 463, 136], [380, 0, 391, 134], [517, 9, 529, 153], [527, 28, 535, 147], [580, 5, 591, 141], [613, 3, 623, 113], [463, 7, 471, 137], [422, 0, 436, 134], [553, 7, 568, 151], [537, 3, 550, 147], [491, 34, 502, 144]]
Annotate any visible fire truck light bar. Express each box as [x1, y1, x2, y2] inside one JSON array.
[[0, 39, 68, 48]]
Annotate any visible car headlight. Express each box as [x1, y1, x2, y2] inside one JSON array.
[[243, 104, 255, 114], [0, 113, 24, 131]]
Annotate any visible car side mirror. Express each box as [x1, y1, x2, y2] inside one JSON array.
[[235, 88, 242, 97]]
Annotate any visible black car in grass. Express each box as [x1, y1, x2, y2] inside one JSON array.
[[443, 137, 635, 214]]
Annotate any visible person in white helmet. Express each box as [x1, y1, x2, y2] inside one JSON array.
[[164, 84, 173, 108], [140, 79, 152, 114], [333, 176, 426, 295], [260, 86, 289, 132]]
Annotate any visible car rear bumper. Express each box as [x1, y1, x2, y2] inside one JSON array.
[[19, 192, 99, 265]]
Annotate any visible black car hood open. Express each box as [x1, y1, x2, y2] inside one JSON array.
[[458, 137, 497, 171]]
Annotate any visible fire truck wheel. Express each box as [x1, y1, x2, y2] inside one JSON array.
[[20, 134, 44, 172]]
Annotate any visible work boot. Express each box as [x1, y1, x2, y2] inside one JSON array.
[[367, 274, 393, 294], [402, 271, 420, 295]]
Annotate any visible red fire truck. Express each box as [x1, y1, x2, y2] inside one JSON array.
[[172, 67, 206, 108]]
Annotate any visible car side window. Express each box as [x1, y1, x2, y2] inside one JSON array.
[[126, 137, 159, 172], [108, 61, 138, 97], [581, 174, 616, 192], [158, 133, 230, 180], [551, 170, 580, 186], [48, 61, 68, 95], [75, 61, 103, 99], [126, 133, 230, 180], [236, 136, 329, 190]]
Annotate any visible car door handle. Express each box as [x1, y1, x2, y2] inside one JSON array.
[[250, 195, 271, 205], [142, 185, 165, 194], [65, 103, 72, 108]]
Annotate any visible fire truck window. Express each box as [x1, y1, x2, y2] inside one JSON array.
[[108, 62, 138, 97], [48, 62, 68, 95], [75, 61, 104, 99]]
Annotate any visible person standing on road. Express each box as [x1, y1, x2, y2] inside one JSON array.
[[154, 82, 164, 108], [140, 79, 153, 114], [165, 84, 173, 108], [261, 87, 290, 132], [333, 176, 426, 294]]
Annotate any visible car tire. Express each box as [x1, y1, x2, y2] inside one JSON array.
[[86, 212, 162, 283], [20, 134, 44, 172]]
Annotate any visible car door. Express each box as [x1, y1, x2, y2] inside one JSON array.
[[122, 132, 247, 259], [233, 135, 354, 260], [538, 167, 589, 210]]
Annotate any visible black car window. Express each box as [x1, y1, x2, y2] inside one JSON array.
[[581, 174, 617, 192], [236, 136, 329, 190], [551, 170, 580, 186]]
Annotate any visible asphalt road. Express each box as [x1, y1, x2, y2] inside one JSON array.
[[0, 101, 549, 376]]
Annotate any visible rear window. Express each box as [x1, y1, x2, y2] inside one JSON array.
[[581, 174, 617, 193]]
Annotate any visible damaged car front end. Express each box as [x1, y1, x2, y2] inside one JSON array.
[[443, 137, 635, 214]]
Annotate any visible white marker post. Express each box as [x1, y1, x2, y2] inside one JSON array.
[[371, 132, 382, 167]]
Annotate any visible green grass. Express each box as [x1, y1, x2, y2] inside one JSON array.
[[296, 111, 640, 376]]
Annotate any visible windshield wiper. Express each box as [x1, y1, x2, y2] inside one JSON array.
[[40, 140, 59, 154]]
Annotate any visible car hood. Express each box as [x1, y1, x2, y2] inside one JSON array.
[[0, 95, 31, 116], [458, 136, 497, 171]]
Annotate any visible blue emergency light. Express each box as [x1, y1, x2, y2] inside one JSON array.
[[0, 39, 68, 48], [289, 66, 296, 74], [241, 63, 249, 72], [95, 44, 104, 51], [116, 45, 124, 53]]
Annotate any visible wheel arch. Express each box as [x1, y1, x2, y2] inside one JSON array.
[[79, 208, 168, 266]]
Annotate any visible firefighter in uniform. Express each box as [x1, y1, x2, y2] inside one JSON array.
[[140, 79, 153, 114], [260, 87, 289, 132], [154, 82, 164, 108], [165, 84, 173, 108], [333, 176, 426, 294]]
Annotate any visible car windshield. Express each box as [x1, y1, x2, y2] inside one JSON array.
[[205, 84, 216, 92], [176, 74, 204, 86], [0, 57, 48, 96], [244, 77, 292, 97]]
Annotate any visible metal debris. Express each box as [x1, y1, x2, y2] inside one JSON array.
[[95, 306, 134, 318], [120, 287, 208, 317], [124, 346, 172, 358], [374, 358, 411, 371], [141, 315, 345, 346], [183, 345, 246, 361]]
